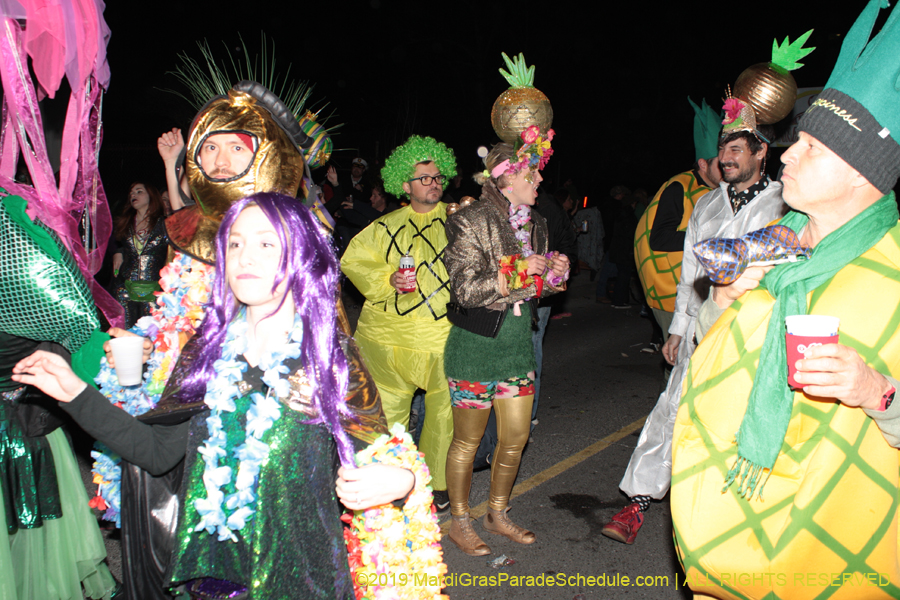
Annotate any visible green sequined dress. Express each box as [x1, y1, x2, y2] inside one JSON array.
[[170, 392, 359, 599], [144, 336, 389, 600]]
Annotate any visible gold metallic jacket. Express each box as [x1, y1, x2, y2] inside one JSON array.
[[444, 186, 559, 311]]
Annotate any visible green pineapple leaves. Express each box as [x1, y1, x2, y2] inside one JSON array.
[[499, 52, 536, 89], [771, 30, 815, 72]]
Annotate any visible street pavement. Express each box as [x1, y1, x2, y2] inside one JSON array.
[[74, 269, 691, 599]]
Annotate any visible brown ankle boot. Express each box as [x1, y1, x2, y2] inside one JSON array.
[[483, 507, 536, 544], [449, 513, 491, 556]]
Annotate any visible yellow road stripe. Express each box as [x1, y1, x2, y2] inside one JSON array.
[[441, 415, 647, 532]]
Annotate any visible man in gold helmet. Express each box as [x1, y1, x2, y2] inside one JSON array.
[[94, 81, 344, 600], [167, 81, 314, 264]]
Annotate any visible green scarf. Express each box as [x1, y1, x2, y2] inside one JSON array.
[[725, 192, 899, 499]]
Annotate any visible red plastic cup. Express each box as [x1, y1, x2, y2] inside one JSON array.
[[785, 315, 840, 390]]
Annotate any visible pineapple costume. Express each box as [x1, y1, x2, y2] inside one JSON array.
[[341, 135, 457, 491], [634, 170, 711, 313], [672, 199, 900, 599], [672, 0, 900, 592], [634, 98, 721, 317]]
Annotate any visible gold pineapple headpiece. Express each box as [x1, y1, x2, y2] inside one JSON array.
[[490, 53, 555, 177], [721, 31, 815, 142]]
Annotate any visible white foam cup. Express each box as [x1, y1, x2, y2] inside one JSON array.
[[109, 336, 145, 386], [784, 315, 840, 337]]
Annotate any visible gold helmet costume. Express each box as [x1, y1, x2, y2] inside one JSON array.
[[167, 81, 319, 264]]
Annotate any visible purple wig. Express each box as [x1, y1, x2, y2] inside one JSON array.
[[178, 192, 356, 467]]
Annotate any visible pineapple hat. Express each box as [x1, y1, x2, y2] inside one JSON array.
[[799, 0, 900, 194], [689, 97, 722, 161], [721, 31, 815, 143], [489, 53, 555, 178]]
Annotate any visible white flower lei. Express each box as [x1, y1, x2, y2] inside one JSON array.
[[193, 310, 304, 542]]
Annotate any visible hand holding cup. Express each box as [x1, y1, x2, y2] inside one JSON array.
[[103, 328, 152, 369], [785, 315, 839, 390]]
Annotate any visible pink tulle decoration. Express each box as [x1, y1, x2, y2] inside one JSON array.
[[0, 1, 120, 327]]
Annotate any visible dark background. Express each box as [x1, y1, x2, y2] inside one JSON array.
[[49, 1, 875, 210]]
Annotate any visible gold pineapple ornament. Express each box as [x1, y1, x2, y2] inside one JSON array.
[[491, 52, 553, 143], [733, 30, 814, 125]]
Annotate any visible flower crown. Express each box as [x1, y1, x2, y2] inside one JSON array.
[[490, 125, 555, 178]]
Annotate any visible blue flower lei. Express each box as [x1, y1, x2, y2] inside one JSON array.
[[92, 252, 214, 526], [193, 310, 304, 542]]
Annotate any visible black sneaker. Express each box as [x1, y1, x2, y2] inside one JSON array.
[[433, 489, 450, 514]]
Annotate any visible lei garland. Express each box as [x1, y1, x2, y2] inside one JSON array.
[[193, 311, 303, 542], [381, 135, 457, 198], [499, 204, 568, 295], [91, 252, 214, 525], [343, 423, 448, 600]]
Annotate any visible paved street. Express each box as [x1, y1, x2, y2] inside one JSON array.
[[75, 270, 690, 599]]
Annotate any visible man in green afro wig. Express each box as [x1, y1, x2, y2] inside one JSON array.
[[380, 135, 457, 198], [341, 135, 457, 510]]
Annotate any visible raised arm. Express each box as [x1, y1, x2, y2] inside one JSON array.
[[157, 127, 190, 211]]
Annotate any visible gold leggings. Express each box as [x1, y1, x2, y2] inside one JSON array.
[[446, 395, 534, 516]]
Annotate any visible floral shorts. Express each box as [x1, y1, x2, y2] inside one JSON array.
[[447, 371, 536, 409]]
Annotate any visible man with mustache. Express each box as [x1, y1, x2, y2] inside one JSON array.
[[196, 132, 254, 180], [672, 2, 900, 595], [341, 136, 457, 514], [602, 113, 787, 545]]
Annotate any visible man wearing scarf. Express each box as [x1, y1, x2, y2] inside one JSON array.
[[671, 2, 900, 598]]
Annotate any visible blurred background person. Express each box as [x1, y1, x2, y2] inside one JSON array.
[[110, 182, 168, 329]]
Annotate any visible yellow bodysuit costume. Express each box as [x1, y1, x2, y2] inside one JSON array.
[[341, 203, 453, 490]]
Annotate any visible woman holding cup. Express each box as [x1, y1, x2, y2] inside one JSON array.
[[14, 193, 420, 598]]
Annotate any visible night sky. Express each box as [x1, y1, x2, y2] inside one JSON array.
[[91, 0, 865, 208]]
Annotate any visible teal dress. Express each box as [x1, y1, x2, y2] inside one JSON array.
[[61, 332, 389, 600], [153, 334, 387, 599]]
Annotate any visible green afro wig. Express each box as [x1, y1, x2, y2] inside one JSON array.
[[381, 135, 457, 197]]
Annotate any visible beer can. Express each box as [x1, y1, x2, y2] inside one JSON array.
[[398, 253, 416, 293]]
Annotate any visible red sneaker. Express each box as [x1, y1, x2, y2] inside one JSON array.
[[601, 503, 643, 544]]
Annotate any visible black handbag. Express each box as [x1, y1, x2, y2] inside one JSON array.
[[446, 302, 507, 338]]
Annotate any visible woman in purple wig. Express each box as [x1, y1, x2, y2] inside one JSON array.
[[12, 193, 415, 599]]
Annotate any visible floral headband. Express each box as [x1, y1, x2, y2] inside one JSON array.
[[489, 125, 555, 178]]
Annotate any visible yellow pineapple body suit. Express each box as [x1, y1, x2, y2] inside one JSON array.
[[341, 204, 453, 490], [634, 171, 710, 313], [671, 223, 900, 600]]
